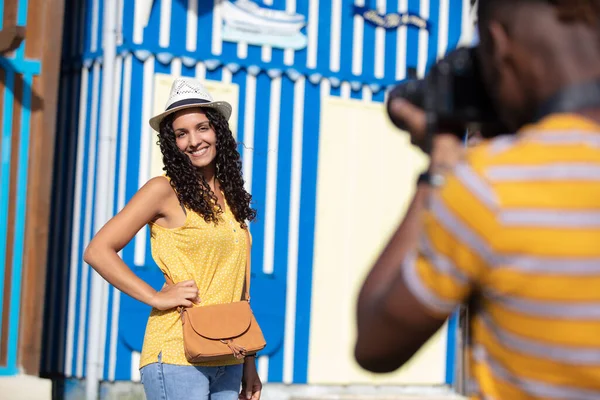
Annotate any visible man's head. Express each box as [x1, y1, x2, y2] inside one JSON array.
[[476, 0, 600, 131]]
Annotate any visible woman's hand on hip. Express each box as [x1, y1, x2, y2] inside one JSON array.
[[150, 280, 200, 310], [240, 356, 261, 400]]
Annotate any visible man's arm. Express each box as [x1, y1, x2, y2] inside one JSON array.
[[355, 99, 468, 372]]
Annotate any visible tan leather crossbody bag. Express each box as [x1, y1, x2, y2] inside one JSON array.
[[167, 228, 266, 363]]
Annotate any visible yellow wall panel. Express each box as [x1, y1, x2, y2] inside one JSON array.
[[308, 96, 446, 384]]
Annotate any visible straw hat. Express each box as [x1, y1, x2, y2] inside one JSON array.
[[149, 77, 232, 132]]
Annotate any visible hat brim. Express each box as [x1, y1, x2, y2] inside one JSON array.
[[149, 100, 233, 132]]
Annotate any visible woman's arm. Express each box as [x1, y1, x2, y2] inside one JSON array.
[[83, 176, 199, 310]]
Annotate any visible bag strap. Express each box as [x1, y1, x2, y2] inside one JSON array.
[[163, 226, 252, 302], [242, 227, 251, 302]]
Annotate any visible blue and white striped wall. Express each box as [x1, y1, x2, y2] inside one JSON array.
[[55, 0, 472, 384]]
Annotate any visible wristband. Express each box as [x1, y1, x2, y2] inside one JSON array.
[[417, 171, 446, 187]]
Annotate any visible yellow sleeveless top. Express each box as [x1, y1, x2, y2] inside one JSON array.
[[139, 192, 248, 368]]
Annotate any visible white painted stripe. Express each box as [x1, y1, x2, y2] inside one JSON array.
[[258, 356, 269, 383], [437, 0, 449, 59], [374, 0, 386, 78], [131, 351, 141, 382], [133, 0, 148, 44], [221, 68, 232, 84], [283, 77, 305, 384], [116, 0, 125, 45], [362, 85, 372, 102], [242, 74, 257, 193], [458, 0, 474, 46], [90, 0, 99, 52], [320, 78, 331, 99], [330, 0, 342, 72], [77, 62, 102, 377], [417, 0, 430, 78], [263, 0, 273, 4], [65, 67, 90, 377], [170, 57, 182, 77], [352, 0, 365, 76], [195, 62, 206, 81], [306, 0, 319, 69], [396, 0, 408, 80], [284, 0, 297, 66], [340, 81, 351, 99], [108, 54, 131, 382], [97, 277, 110, 377], [262, 77, 282, 275], [262, 46, 272, 63], [134, 56, 155, 267], [237, 43, 248, 59], [98, 56, 124, 380], [212, 0, 223, 55], [159, 0, 172, 47], [186, 0, 198, 51]]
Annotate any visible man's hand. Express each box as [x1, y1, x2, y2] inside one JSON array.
[[389, 98, 464, 170], [388, 98, 427, 148], [239, 356, 261, 400]]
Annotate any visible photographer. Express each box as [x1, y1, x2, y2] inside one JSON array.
[[355, 1, 600, 399]]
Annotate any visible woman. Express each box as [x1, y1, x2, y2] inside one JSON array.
[[84, 78, 262, 400]]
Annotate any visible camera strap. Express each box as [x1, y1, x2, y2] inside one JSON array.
[[534, 79, 600, 122]]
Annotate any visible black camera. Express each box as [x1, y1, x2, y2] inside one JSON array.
[[387, 47, 507, 150]]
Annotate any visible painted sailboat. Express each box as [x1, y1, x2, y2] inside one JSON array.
[[222, 0, 306, 36]]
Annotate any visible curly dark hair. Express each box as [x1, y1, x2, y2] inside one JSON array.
[[157, 107, 256, 227]]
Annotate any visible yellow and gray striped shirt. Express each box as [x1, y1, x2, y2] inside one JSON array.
[[405, 113, 600, 399]]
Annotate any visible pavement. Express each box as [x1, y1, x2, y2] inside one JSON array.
[[0, 375, 467, 400]]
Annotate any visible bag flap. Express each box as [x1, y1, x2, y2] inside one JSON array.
[[185, 301, 252, 340]]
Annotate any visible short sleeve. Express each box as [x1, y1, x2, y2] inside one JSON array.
[[403, 162, 499, 318]]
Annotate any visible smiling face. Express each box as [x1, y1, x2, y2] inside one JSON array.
[[172, 108, 217, 170]]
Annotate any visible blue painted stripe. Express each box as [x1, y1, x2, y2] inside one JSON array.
[[406, 0, 420, 75], [425, 0, 440, 73], [315, 0, 332, 72], [0, 0, 3, 31], [196, 0, 214, 58], [445, 310, 458, 384], [121, 0, 135, 48], [339, 0, 355, 78], [350, 87, 362, 100], [7, 73, 33, 370], [0, 68, 15, 356], [170, 0, 187, 55], [267, 75, 294, 382], [330, 85, 341, 98], [372, 88, 385, 103], [361, 3, 376, 80], [115, 57, 144, 380], [97, 0, 105, 53], [292, 0, 310, 69], [293, 80, 320, 383], [384, 0, 400, 81], [447, 0, 463, 52], [205, 66, 223, 82]]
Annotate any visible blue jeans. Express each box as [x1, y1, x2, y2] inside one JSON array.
[[140, 356, 243, 400]]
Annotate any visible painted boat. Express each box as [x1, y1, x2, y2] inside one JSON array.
[[222, 0, 306, 36]]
